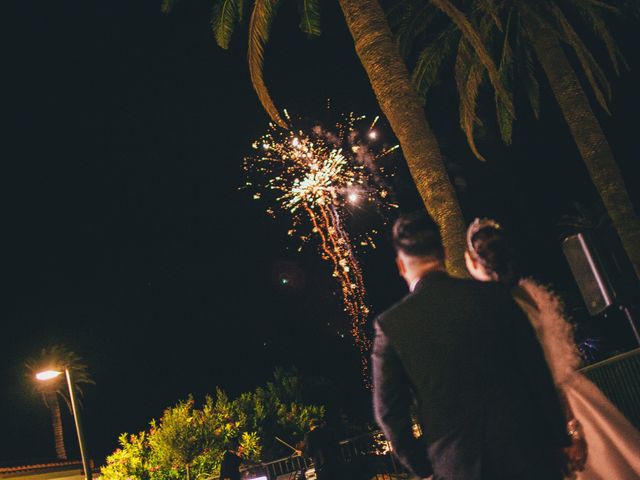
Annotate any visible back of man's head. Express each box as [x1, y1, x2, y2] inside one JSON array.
[[393, 211, 445, 262]]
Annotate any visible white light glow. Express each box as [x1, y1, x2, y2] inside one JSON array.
[[36, 370, 63, 381]]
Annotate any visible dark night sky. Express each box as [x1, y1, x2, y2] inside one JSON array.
[[2, 0, 639, 466]]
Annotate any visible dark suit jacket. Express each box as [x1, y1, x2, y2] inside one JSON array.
[[372, 271, 569, 479]]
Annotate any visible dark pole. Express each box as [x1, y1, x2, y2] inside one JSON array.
[[65, 368, 91, 480]]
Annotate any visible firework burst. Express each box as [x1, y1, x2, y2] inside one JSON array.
[[244, 111, 397, 382]]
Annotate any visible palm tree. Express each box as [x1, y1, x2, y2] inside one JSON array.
[[336, 0, 469, 277], [390, 0, 640, 279], [163, 0, 470, 276], [26, 346, 94, 460]]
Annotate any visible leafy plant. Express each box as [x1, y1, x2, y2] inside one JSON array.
[[100, 369, 323, 480]]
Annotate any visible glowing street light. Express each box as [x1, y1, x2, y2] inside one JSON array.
[[35, 370, 63, 381], [36, 368, 91, 480]]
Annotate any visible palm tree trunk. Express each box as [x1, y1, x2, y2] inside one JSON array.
[[47, 392, 67, 460], [528, 19, 640, 280], [338, 0, 468, 277]]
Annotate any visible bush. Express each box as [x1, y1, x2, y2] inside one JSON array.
[[100, 369, 323, 480]]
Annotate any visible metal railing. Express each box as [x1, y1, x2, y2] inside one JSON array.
[[581, 347, 640, 429], [241, 431, 409, 480]]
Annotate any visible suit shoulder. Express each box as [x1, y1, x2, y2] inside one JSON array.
[[375, 290, 416, 331]]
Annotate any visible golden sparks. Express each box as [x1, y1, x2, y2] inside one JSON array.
[[243, 112, 398, 384]]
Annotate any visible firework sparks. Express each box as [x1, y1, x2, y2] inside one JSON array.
[[244, 112, 397, 382]]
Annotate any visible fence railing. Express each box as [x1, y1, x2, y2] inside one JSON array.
[[242, 431, 409, 480], [581, 347, 640, 429]]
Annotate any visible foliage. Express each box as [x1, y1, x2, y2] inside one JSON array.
[[97, 432, 158, 480], [148, 397, 218, 479], [100, 369, 323, 480], [235, 368, 324, 459], [388, 0, 626, 158]]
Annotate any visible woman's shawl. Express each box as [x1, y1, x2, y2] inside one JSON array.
[[514, 278, 581, 385]]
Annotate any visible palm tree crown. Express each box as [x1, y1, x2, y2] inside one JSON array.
[[26, 345, 94, 460], [389, 0, 640, 280], [26, 345, 94, 404], [389, 0, 625, 159]]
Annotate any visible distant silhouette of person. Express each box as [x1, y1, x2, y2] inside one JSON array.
[[372, 211, 570, 479], [219, 440, 244, 480], [302, 419, 344, 480]]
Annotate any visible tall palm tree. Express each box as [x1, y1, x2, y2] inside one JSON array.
[[390, 0, 640, 279], [163, 0, 470, 276], [26, 346, 94, 460]]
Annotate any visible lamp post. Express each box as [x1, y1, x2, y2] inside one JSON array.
[[36, 369, 91, 480]]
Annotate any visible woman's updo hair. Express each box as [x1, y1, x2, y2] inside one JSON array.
[[467, 219, 517, 285]]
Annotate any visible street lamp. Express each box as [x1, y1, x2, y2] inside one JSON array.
[[35, 368, 91, 480]]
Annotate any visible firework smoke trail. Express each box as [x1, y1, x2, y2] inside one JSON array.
[[244, 113, 396, 383]]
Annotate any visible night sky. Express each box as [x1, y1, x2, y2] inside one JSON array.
[[2, 0, 639, 466]]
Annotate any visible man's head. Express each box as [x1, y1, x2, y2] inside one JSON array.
[[392, 211, 445, 289]]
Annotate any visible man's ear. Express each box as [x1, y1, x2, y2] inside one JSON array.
[[396, 255, 406, 277], [464, 250, 482, 279], [464, 250, 474, 270]]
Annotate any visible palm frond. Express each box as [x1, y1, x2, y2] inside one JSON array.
[[584, 0, 620, 13], [495, 11, 514, 144], [26, 345, 94, 410], [549, 3, 612, 113], [386, 0, 413, 29], [412, 25, 459, 99], [298, 0, 321, 36], [569, 0, 627, 74], [161, 0, 180, 14], [393, 2, 441, 58], [455, 39, 486, 161], [473, 0, 503, 31], [212, 0, 243, 50], [521, 42, 541, 119], [430, 0, 514, 118], [248, 0, 287, 127]]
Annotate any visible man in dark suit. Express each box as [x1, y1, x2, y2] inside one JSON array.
[[372, 212, 570, 480]]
